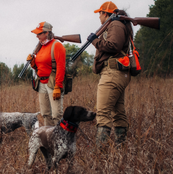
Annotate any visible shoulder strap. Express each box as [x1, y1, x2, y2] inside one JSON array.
[[130, 37, 135, 50], [51, 40, 58, 72]]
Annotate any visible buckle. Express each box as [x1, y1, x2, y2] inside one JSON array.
[[104, 60, 108, 66]]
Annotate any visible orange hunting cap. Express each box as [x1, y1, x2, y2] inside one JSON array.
[[94, 1, 118, 13], [31, 21, 53, 34]]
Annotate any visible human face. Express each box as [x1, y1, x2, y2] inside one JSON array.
[[36, 31, 48, 42], [99, 11, 108, 24]]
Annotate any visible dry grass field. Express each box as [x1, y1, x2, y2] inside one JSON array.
[[0, 75, 173, 174]]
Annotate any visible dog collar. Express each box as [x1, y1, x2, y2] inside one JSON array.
[[60, 119, 78, 133]]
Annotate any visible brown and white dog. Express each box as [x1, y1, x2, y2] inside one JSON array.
[[27, 106, 96, 172]]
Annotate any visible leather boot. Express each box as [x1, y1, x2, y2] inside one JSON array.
[[114, 127, 127, 145], [96, 126, 111, 150]]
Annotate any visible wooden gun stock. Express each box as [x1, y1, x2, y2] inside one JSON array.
[[118, 15, 160, 30], [54, 34, 81, 43], [18, 34, 81, 78], [71, 14, 160, 62]]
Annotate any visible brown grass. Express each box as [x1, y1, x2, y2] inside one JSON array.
[[0, 75, 173, 174]]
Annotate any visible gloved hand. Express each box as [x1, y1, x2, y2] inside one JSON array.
[[27, 54, 36, 69], [53, 85, 61, 100], [87, 33, 98, 43]]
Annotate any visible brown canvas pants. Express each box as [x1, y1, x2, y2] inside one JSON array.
[[38, 82, 64, 126], [96, 66, 131, 129]]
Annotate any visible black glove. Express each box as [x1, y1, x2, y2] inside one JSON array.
[[87, 33, 98, 43]]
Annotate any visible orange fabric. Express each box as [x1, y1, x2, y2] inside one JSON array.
[[118, 56, 130, 67], [27, 54, 33, 61], [26, 54, 36, 68], [53, 85, 61, 100], [133, 49, 141, 70], [94, 1, 118, 13], [31, 21, 52, 34], [35, 39, 66, 88], [130, 37, 141, 71]]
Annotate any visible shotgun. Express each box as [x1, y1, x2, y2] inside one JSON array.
[[18, 34, 81, 78], [71, 14, 160, 62]]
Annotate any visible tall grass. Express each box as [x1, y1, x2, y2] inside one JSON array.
[[0, 75, 173, 173]]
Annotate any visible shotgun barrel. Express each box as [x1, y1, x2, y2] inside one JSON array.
[[18, 34, 82, 78], [71, 14, 160, 62]]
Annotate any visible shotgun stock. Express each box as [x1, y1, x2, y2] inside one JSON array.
[[71, 14, 160, 62], [54, 34, 81, 43], [117, 15, 160, 30], [18, 34, 81, 78]]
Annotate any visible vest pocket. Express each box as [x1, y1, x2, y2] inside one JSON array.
[[47, 71, 56, 89]]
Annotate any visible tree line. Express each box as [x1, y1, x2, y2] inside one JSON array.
[[0, 43, 94, 85], [1, 0, 172, 84], [134, 0, 173, 77]]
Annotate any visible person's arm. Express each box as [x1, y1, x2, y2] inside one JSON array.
[[92, 21, 126, 53], [54, 42, 66, 89]]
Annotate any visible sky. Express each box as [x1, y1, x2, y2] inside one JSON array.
[[0, 0, 155, 69]]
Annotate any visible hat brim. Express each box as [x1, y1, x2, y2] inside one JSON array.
[[94, 9, 101, 13], [31, 28, 43, 34]]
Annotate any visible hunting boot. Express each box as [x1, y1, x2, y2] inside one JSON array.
[[114, 127, 127, 146], [96, 126, 111, 151]]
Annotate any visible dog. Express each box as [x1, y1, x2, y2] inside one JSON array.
[[27, 106, 96, 172], [0, 112, 40, 142]]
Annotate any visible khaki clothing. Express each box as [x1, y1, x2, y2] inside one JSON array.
[[92, 20, 131, 129], [96, 67, 130, 128], [38, 82, 64, 126]]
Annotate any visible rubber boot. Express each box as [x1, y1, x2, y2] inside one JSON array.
[[96, 126, 111, 151], [114, 127, 127, 145]]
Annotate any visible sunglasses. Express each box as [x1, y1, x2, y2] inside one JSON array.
[[37, 31, 47, 36]]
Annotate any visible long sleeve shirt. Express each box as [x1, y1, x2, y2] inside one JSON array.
[[35, 39, 66, 88]]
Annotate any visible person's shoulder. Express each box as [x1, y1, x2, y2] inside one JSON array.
[[54, 40, 64, 47], [109, 20, 126, 28], [54, 39, 66, 51]]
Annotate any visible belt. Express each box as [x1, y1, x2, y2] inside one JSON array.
[[39, 76, 49, 80], [104, 56, 130, 72], [104, 57, 118, 69]]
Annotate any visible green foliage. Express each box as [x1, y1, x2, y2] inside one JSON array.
[[0, 44, 94, 85], [64, 43, 94, 76], [12, 64, 33, 82], [0, 62, 12, 84], [135, 0, 173, 76]]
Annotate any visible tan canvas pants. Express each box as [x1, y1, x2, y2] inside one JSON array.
[[38, 82, 64, 126], [96, 66, 131, 129]]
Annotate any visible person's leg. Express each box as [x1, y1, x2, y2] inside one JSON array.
[[96, 67, 130, 147], [46, 84, 64, 126], [96, 67, 123, 148], [111, 92, 128, 144], [39, 83, 54, 126], [111, 70, 130, 145]]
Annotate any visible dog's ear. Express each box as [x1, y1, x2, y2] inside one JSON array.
[[63, 106, 74, 120]]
